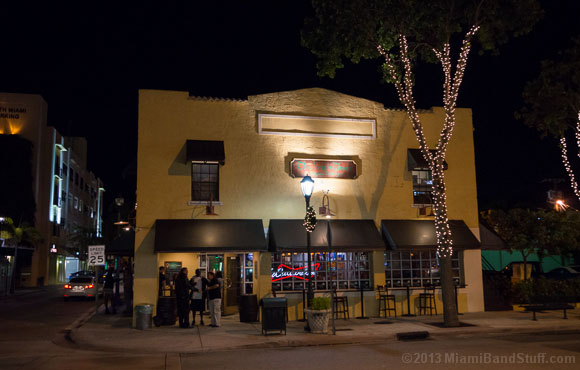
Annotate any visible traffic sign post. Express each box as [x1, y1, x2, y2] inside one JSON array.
[[88, 245, 105, 314]]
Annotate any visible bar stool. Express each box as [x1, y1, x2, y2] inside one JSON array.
[[418, 284, 437, 316], [377, 285, 396, 317], [333, 296, 349, 320]]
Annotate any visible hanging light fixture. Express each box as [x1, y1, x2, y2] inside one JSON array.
[[319, 190, 335, 219]]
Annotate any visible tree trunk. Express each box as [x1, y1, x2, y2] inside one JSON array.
[[432, 169, 459, 327], [439, 255, 459, 327]]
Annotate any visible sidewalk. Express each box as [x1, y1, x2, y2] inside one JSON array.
[[70, 307, 580, 354]]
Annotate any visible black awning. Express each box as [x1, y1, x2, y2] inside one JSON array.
[[407, 149, 448, 170], [106, 231, 135, 257], [154, 219, 266, 253], [479, 222, 509, 250], [268, 219, 385, 252], [186, 140, 225, 164], [381, 219, 480, 250]]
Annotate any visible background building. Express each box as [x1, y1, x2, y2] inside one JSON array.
[[135, 88, 483, 321], [0, 92, 104, 289]]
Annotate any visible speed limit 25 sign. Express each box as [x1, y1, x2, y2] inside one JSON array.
[[88, 245, 105, 266]]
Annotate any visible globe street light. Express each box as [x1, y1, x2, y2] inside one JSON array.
[[300, 175, 315, 311]]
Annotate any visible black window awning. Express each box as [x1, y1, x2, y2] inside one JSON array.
[[407, 149, 448, 171], [381, 219, 480, 250], [186, 140, 225, 164], [106, 231, 135, 257], [268, 219, 385, 252], [154, 219, 266, 253]]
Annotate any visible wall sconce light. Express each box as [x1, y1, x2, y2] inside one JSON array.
[[319, 190, 335, 219]]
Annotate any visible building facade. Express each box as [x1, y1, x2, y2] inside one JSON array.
[[0, 92, 104, 288], [135, 88, 483, 320]]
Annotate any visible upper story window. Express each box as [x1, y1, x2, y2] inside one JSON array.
[[186, 140, 225, 204], [407, 149, 447, 208], [412, 170, 433, 206], [191, 163, 219, 202]]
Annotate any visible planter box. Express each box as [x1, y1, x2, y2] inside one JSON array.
[[305, 308, 330, 334]]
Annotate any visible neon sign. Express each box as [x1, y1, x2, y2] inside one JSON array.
[[290, 159, 357, 179], [271, 263, 321, 281]]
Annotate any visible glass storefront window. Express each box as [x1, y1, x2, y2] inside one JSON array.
[[384, 250, 462, 288], [271, 252, 371, 292]]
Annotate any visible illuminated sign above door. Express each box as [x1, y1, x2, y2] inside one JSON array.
[[290, 159, 357, 179]]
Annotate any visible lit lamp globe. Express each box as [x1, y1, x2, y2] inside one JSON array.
[[300, 175, 315, 200]]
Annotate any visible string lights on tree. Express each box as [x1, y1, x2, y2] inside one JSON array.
[[303, 206, 317, 232], [377, 25, 479, 259], [560, 111, 580, 202]]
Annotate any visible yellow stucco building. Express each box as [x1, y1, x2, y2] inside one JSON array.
[[135, 88, 483, 322]]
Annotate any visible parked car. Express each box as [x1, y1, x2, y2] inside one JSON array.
[[68, 270, 94, 281], [543, 267, 580, 281], [63, 277, 99, 300]]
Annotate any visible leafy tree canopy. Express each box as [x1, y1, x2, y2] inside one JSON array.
[[482, 209, 580, 258], [302, 0, 542, 80], [518, 39, 580, 138]]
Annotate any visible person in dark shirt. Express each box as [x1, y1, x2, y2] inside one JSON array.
[[206, 271, 221, 327], [103, 266, 117, 314], [158, 266, 166, 296], [174, 268, 192, 328]]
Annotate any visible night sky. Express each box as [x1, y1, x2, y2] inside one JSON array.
[[2, 0, 579, 212]]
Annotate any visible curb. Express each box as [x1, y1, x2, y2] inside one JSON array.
[[62, 304, 103, 343], [67, 324, 580, 355]]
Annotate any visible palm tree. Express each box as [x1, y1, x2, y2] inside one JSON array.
[[0, 217, 43, 293]]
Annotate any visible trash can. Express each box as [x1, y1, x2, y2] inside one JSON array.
[[261, 297, 287, 335], [239, 294, 258, 323], [135, 304, 153, 330]]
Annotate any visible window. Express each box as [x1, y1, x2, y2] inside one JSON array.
[[70, 169, 74, 184], [244, 253, 254, 294], [271, 252, 371, 292], [191, 163, 219, 202], [74, 196, 79, 210], [74, 172, 79, 186], [412, 170, 433, 206], [384, 251, 462, 288]]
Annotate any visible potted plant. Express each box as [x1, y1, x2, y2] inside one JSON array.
[[305, 297, 331, 334]]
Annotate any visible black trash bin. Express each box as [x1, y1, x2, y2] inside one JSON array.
[[261, 297, 287, 335], [239, 294, 259, 323], [154, 297, 176, 326]]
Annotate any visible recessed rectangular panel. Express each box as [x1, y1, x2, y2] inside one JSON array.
[[258, 114, 376, 139]]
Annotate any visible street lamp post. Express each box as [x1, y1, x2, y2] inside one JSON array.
[[300, 175, 315, 308]]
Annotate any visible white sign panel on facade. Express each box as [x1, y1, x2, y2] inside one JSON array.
[[88, 245, 105, 266]]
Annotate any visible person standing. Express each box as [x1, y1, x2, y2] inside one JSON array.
[[190, 269, 206, 326], [103, 266, 117, 314], [158, 266, 166, 296], [206, 271, 221, 327], [175, 268, 191, 328]]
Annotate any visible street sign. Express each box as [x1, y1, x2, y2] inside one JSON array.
[[88, 245, 105, 266]]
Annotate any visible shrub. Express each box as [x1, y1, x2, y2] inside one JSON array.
[[512, 277, 580, 304], [310, 297, 331, 310]]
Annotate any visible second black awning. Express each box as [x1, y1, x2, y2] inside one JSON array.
[[186, 140, 225, 164], [407, 149, 448, 170], [154, 219, 266, 253], [268, 219, 385, 252], [381, 219, 480, 250]]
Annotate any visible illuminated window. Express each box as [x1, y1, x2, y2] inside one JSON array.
[[271, 252, 370, 292], [191, 163, 219, 202], [412, 170, 433, 206], [384, 251, 462, 288]]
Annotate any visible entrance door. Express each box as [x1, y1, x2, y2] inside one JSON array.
[[224, 254, 241, 315]]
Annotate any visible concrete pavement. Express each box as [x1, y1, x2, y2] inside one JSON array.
[[69, 307, 580, 354]]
